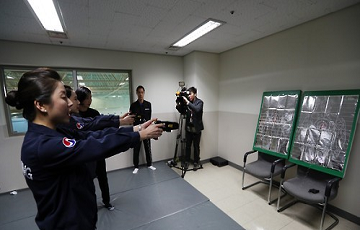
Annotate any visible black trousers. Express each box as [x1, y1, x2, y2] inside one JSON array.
[[95, 159, 110, 205], [185, 131, 202, 163], [133, 139, 152, 168]]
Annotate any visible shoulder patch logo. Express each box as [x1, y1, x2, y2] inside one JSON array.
[[62, 137, 76, 148], [76, 122, 84, 129]]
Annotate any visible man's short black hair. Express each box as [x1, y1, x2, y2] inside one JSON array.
[[76, 86, 92, 104], [64, 85, 73, 99], [136, 85, 145, 92], [188, 87, 197, 94]]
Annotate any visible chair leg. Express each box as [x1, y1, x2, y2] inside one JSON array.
[[267, 174, 273, 204], [242, 180, 264, 190], [277, 196, 339, 230], [243, 172, 283, 205], [320, 197, 327, 230], [317, 197, 339, 230], [268, 186, 286, 205], [276, 178, 284, 210], [267, 174, 286, 205], [277, 199, 299, 212], [242, 165, 264, 190], [243, 165, 284, 204], [241, 164, 246, 189], [323, 210, 339, 230]]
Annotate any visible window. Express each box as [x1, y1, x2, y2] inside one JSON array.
[[1, 67, 132, 135], [76, 71, 131, 115]]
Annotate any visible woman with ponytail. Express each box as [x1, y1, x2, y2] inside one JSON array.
[[5, 68, 163, 230]]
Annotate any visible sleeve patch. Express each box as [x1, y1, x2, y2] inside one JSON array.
[[76, 123, 84, 129], [62, 137, 76, 148]]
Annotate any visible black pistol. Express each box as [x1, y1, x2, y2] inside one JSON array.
[[155, 120, 179, 132]]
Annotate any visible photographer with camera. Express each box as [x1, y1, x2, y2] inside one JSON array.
[[182, 87, 204, 170], [130, 85, 156, 174]]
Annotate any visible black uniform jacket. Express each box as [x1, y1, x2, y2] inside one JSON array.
[[79, 107, 100, 118], [130, 100, 151, 125], [57, 115, 120, 133], [21, 122, 139, 230], [186, 97, 204, 133]]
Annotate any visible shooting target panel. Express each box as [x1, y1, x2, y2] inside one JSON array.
[[289, 90, 360, 178], [253, 91, 301, 159]]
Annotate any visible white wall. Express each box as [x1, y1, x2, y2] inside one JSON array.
[[184, 52, 220, 160], [218, 4, 360, 217], [1, 2, 360, 221], [0, 41, 183, 193]]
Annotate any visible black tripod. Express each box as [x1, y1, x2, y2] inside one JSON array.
[[167, 114, 202, 178]]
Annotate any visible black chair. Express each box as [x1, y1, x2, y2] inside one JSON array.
[[276, 164, 341, 230], [242, 150, 285, 204]]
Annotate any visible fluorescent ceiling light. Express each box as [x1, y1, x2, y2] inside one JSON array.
[[119, 82, 125, 86], [77, 76, 83, 80], [26, 0, 64, 32], [171, 19, 225, 48]]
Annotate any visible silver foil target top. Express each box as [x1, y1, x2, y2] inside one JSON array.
[[291, 94, 359, 171], [254, 94, 299, 155]]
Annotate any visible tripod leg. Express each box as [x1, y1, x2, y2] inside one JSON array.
[[169, 114, 191, 179], [172, 137, 180, 163], [168, 115, 183, 167]]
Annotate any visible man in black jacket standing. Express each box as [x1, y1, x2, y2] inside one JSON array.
[[130, 85, 156, 174], [182, 86, 204, 170], [75, 86, 115, 211]]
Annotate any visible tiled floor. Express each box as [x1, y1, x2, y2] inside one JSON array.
[[172, 162, 359, 230]]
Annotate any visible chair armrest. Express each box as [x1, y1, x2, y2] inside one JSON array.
[[271, 158, 285, 173], [243, 150, 257, 163], [280, 163, 296, 179], [325, 177, 342, 197]]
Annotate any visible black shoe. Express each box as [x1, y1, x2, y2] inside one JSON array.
[[104, 203, 115, 211], [167, 160, 177, 167], [182, 162, 189, 170], [193, 163, 200, 171]]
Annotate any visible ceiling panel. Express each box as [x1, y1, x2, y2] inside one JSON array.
[[0, 0, 359, 56]]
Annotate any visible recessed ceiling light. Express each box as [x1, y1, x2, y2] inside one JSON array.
[[26, 0, 65, 33], [171, 19, 225, 48]]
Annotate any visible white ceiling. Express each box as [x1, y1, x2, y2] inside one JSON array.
[[0, 0, 359, 56]]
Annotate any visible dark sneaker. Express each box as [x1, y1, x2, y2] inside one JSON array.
[[193, 163, 200, 171], [104, 203, 115, 211], [184, 162, 189, 170]]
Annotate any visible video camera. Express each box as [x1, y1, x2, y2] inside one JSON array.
[[176, 87, 190, 115], [155, 120, 179, 132]]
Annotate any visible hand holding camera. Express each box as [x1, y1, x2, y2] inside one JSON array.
[[182, 96, 189, 105]]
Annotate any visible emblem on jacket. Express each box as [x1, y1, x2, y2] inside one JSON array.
[[62, 137, 76, 148], [76, 122, 84, 129]]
